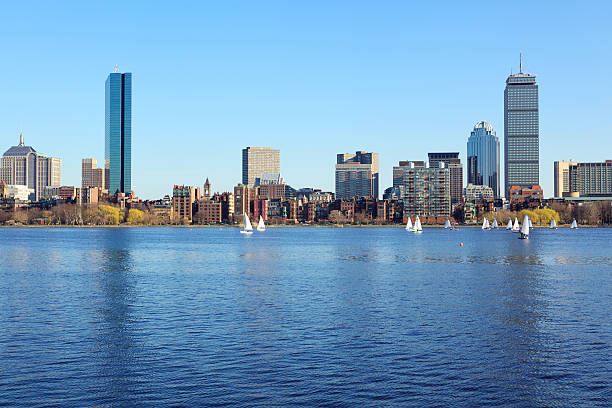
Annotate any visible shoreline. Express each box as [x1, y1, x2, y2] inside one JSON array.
[[0, 224, 606, 228]]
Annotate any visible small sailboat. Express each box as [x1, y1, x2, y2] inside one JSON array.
[[570, 218, 578, 229], [511, 217, 520, 232], [550, 218, 557, 229], [413, 216, 423, 233], [405, 217, 413, 231], [257, 216, 266, 231], [506, 219, 512, 230], [481, 218, 490, 230], [444, 218, 457, 230], [529, 218, 533, 228], [519, 214, 530, 239], [492, 219, 498, 229], [240, 213, 253, 234]]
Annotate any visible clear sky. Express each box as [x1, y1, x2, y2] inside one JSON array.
[[1, 1, 610, 199]]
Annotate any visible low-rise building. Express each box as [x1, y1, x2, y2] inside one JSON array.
[[171, 185, 198, 223], [197, 199, 222, 224], [0, 182, 34, 201], [508, 185, 543, 210]]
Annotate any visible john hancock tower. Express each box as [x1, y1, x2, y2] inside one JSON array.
[[105, 67, 132, 195]]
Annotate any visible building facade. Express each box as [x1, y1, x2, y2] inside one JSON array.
[[395, 161, 450, 219], [335, 151, 379, 199], [504, 63, 539, 198], [171, 185, 197, 223], [82, 158, 106, 189], [467, 121, 500, 198], [568, 161, 612, 197], [105, 69, 132, 194], [553, 161, 579, 197], [428, 152, 463, 205], [508, 185, 543, 210], [242, 147, 280, 187], [1, 132, 61, 200]]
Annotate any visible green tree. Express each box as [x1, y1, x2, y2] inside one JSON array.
[[126, 208, 144, 225]]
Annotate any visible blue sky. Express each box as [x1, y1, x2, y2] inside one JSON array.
[[1, 1, 610, 199]]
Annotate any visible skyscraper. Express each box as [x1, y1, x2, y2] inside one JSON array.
[[553, 161, 578, 197], [467, 121, 500, 198], [504, 56, 539, 197], [82, 158, 106, 189], [335, 151, 379, 199], [0, 132, 61, 201], [242, 147, 280, 187], [428, 152, 463, 205], [394, 161, 450, 218], [105, 68, 132, 194]]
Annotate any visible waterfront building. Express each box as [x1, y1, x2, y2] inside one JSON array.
[[233, 184, 258, 220], [252, 199, 269, 222], [394, 161, 450, 221], [0, 182, 34, 201], [464, 183, 494, 202], [242, 147, 280, 187], [171, 185, 198, 223], [197, 199, 222, 224], [105, 68, 132, 194], [82, 158, 106, 189], [467, 122, 500, 198], [504, 58, 539, 197], [568, 161, 612, 197], [0, 132, 61, 201], [508, 185, 543, 210], [428, 152, 463, 205], [335, 151, 379, 199], [553, 161, 579, 197], [258, 173, 286, 199]]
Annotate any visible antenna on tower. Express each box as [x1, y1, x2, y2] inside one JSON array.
[[19, 130, 24, 146], [519, 51, 522, 74], [114, 64, 119, 73]]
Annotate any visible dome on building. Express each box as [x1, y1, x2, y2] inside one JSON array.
[[473, 121, 493, 133]]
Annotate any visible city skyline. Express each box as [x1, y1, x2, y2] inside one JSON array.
[[1, 2, 610, 199]]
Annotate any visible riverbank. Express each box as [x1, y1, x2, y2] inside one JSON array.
[[0, 223, 607, 228]]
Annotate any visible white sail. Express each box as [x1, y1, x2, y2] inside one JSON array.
[[550, 218, 557, 228], [257, 216, 266, 231], [414, 215, 422, 231], [520, 214, 530, 236], [482, 218, 489, 230], [529, 219, 533, 228], [570, 218, 578, 229], [444, 219, 451, 229], [492, 219, 498, 228], [512, 217, 520, 231], [405, 217, 413, 231], [244, 213, 253, 231], [506, 219, 512, 229]]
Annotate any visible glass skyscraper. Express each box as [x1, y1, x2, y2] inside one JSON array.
[[105, 70, 132, 194], [467, 121, 500, 198], [504, 66, 539, 198]]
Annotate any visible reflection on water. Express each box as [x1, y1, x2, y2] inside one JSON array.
[[0, 227, 610, 407]]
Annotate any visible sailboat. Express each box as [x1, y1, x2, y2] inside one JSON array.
[[511, 217, 520, 232], [529, 218, 533, 228], [550, 218, 557, 229], [405, 217, 413, 231], [519, 214, 530, 239], [506, 218, 512, 230], [492, 219, 498, 229], [257, 216, 266, 231], [481, 218, 490, 230], [413, 216, 423, 233], [570, 218, 578, 229], [240, 213, 253, 234]]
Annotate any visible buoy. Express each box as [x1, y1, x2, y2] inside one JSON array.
[[459, 242, 463, 247]]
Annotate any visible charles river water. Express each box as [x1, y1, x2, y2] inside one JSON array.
[[0, 227, 610, 407]]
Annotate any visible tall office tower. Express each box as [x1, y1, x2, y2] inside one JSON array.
[[105, 68, 132, 194], [504, 56, 539, 198], [467, 121, 501, 198], [335, 151, 379, 199], [82, 158, 106, 189], [0, 132, 61, 200], [553, 161, 578, 197], [428, 152, 463, 205], [394, 161, 450, 217], [568, 161, 612, 197], [242, 147, 280, 187]]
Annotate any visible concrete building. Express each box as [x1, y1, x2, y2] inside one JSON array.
[[553, 161, 579, 197], [467, 121, 500, 198], [82, 158, 106, 189], [395, 161, 450, 221], [428, 152, 463, 205], [171, 185, 198, 223], [0, 132, 61, 200], [335, 151, 379, 199], [568, 161, 612, 197], [105, 69, 132, 195], [0, 182, 34, 201], [242, 147, 280, 187], [504, 56, 539, 197], [464, 183, 494, 202]]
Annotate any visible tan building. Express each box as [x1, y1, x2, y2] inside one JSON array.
[[335, 151, 379, 199], [171, 185, 197, 223], [82, 158, 106, 189], [554, 161, 578, 198], [242, 147, 280, 187], [1, 132, 61, 201], [197, 199, 222, 224], [259, 183, 286, 199]]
